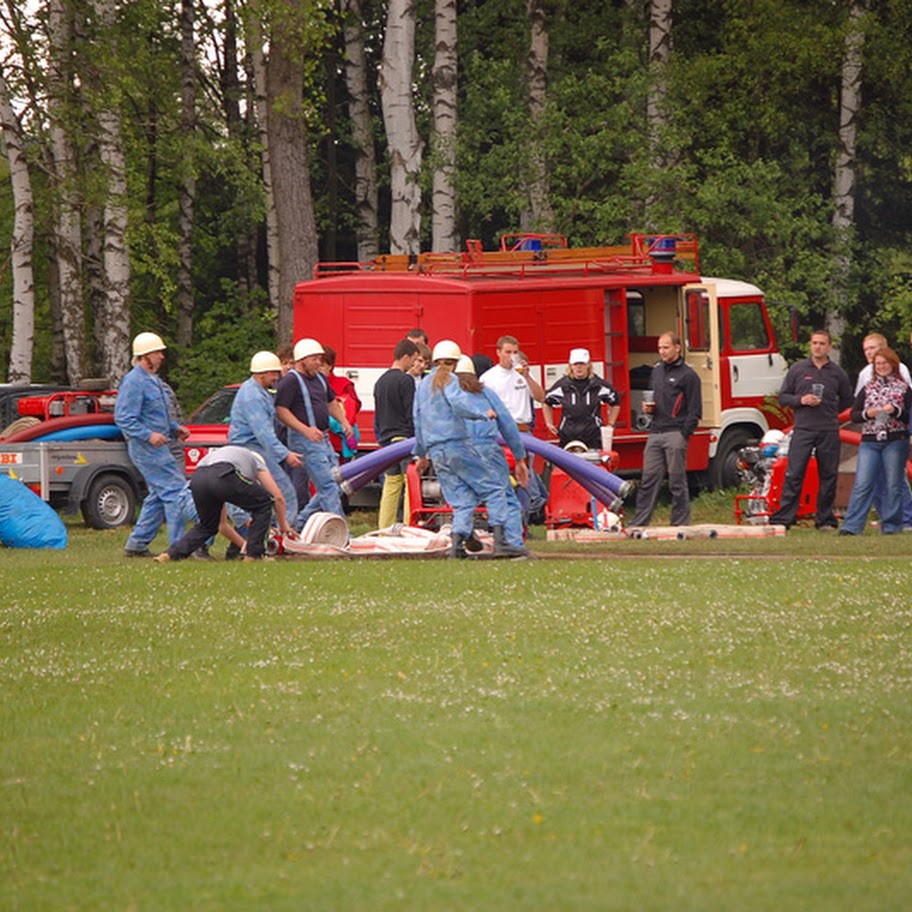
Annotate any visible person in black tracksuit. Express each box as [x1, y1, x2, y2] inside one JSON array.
[[769, 330, 853, 530], [630, 332, 702, 527], [543, 347, 621, 449]]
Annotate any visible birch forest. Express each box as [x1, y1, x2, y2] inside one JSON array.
[[1, 0, 910, 403]]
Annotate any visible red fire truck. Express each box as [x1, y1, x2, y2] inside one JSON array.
[[292, 233, 789, 488]]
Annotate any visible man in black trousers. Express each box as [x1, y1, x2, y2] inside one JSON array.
[[155, 445, 294, 563], [770, 330, 853, 530]]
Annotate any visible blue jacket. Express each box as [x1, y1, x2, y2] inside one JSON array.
[[114, 364, 177, 443], [471, 387, 526, 462], [413, 368, 493, 456], [229, 376, 291, 465]]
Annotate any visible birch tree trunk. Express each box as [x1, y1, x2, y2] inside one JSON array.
[[176, 0, 197, 350], [248, 18, 281, 317], [0, 70, 35, 384], [340, 0, 379, 260], [48, 0, 86, 385], [222, 0, 258, 297], [431, 0, 458, 251], [380, 0, 423, 255], [645, 0, 673, 228], [522, 0, 554, 233], [828, 0, 865, 356], [259, 21, 319, 341], [93, 0, 132, 384], [647, 0, 672, 149]]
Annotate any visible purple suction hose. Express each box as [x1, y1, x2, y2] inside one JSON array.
[[332, 437, 416, 493], [520, 434, 633, 500]]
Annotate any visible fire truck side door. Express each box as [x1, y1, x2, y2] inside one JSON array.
[[682, 283, 721, 427]]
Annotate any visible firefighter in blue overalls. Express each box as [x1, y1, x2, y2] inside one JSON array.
[[115, 332, 197, 557], [228, 350, 302, 529], [413, 340, 526, 559], [454, 355, 529, 558], [274, 338, 353, 530]]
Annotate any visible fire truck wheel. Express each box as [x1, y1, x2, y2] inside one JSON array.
[[82, 473, 138, 529], [710, 428, 755, 490]]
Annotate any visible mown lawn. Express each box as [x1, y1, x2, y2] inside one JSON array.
[[2, 506, 911, 911]]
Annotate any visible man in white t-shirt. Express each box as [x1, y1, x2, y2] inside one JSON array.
[[479, 335, 545, 431], [854, 332, 912, 530]]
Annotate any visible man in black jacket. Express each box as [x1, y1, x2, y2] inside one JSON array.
[[630, 332, 702, 527], [373, 338, 420, 528], [769, 329, 853, 530]]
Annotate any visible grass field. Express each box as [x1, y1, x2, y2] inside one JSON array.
[[2, 501, 912, 911]]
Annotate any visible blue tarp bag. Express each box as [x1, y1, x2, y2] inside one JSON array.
[[0, 472, 68, 549]]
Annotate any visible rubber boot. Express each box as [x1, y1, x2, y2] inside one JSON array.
[[465, 531, 483, 553], [492, 525, 529, 559], [451, 532, 468, 559]]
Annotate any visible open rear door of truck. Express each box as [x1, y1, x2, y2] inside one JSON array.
[[682, 283, 721, 427]]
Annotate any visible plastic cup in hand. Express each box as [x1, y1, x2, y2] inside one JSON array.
[[642, 390, 655, 413], [811, 383, 824, 398]]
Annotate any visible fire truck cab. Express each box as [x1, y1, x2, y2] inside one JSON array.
[[293, 234, 788, 488]]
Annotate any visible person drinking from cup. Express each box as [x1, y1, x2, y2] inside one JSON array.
[[769, 329, 853, 530]]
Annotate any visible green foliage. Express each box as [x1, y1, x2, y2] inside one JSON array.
[[165, 281, 276, 411], [4, 0, 912, 376]]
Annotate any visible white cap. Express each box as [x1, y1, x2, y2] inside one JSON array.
[[293, 338, 325, 361], [431, 340, 461, 362], [455, 355, 475, 374], [569, 347, 590, 364], [249, 351, 282, 373], [132, 332, 166, 358]]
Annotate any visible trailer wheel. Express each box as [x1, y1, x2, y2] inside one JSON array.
[[710, 428, 756, 490], [82, 473, 137, 529]]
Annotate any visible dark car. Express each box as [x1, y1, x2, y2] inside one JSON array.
[[187, 384, 240, 425]]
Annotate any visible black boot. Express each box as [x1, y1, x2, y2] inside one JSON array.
[[492, 525, 529, 559], [464, 530, 483, 553], [451, 532, 468, 559]]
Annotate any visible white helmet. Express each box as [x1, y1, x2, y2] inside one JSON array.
[[293, 338, 325, 361], [249, 351, 282, 373], [761, 429, 785, 447], [455, 355, 475, 374], [132, 332, 166, 358], [431, 340, 461, 362]]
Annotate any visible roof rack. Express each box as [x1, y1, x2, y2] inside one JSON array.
[[312, 232, 699, 279]]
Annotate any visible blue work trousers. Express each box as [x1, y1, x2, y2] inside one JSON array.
[[289, 431, 343, 528], [479, 447, 525, 547], [429, 440, 507, 537], [125, 441, 197, 549]]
